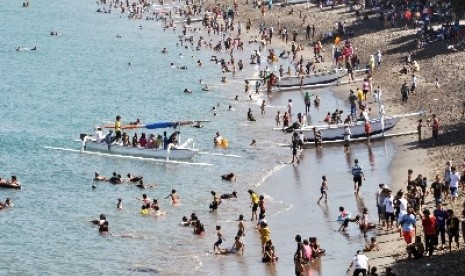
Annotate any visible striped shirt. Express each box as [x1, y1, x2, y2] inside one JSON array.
[[352, 164, 363, 177]]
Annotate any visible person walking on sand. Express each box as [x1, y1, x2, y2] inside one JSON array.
[[449, 166, 460, 203], [434, 202, 448, 250], [317, 175, 328, 204], [398, 207, 416, 244], [428, 114, 439, 144], [422, 209, 436, 257], [291, 133, 300, 164], [260, 100, 266, 115], [352, 159, 365, 195], [446, 209, 460, 252]]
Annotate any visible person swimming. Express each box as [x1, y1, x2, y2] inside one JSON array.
[[117, 198, 123, 210], [183, 88, 192, 93], [162, 47, 168, 54], [99, 221, 109, 235], [93, 171, 108, 181], [220, 191, 237, 199], [135, 180, 157, 189], [91, 214, 107, 226], [221, 173, 236, 181], [127, 173, 143, 183], [165, 189, 180, 204], [202, 85, 210, 91]]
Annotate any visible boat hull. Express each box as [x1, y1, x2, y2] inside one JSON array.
[[0, 183, 21, 189], [82, 141, 197, 160], [276, 70, 346, 87], [297, 117, 399, 142]]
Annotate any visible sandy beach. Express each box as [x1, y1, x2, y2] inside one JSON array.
[[200, 0, 465, 275]]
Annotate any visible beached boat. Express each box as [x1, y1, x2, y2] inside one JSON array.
[[0, 182, 21, 190], [79, 121, 202, 160], [276, 69, 346, 88], [295, 116, 399, 142]]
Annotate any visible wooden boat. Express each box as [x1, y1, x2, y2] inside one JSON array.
[[276, 69, 346, 88], [0, 182, 21, 190], [296, 117, 400, 142], [80, 121, 204, 160]]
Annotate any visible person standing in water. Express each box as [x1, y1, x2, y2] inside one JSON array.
[[317, 175, 328, 204], [352, 159, 365, 195], [248, 189, 259, 221], [114, 115, 122, 142], [165, 189, 180, 205]]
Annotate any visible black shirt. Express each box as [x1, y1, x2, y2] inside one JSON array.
[[430, 181, 444, 198]]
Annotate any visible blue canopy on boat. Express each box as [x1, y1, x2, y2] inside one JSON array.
[[144, 121, 176, 129]]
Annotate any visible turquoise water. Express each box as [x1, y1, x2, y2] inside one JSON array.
[[0, 1, 397, 275]]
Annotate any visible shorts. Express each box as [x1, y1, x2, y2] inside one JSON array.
[[115, 130, 122, 140], [353, 268, 367, 276], [402, 230, 415, 244], [385, 212, 395, 222], [252, 203, 258, 212], [449, 232, 459, 244], [450, 187, 458, 197], [353, 175, 362, 186], [377, 204, 385, 215]]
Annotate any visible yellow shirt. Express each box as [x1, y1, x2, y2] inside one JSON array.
[[251, 193, 259, 204], [357, 89, 364, 101], [115, 120, 122, 131]]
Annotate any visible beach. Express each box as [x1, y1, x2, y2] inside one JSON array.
[[2, 0, 465, 275]]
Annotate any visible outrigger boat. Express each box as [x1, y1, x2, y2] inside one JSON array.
[[290, 112, 423, 142], [276, 69, 347, 88], [297, 116, 399, 142], [79, 120, 205, 160]]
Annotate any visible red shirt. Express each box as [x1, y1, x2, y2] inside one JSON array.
[[422, 216, 436, 236]]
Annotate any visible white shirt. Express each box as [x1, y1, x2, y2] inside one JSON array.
[[353, 254, 369, 269], [384, 196, 395, 213], [450, 171, 460, 188], [93, 130, 104, 142], [398, 198, 408, 214]]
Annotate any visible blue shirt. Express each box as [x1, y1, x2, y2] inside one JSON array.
[[399, 213, 416, 232], [434, 209, 448, 229]]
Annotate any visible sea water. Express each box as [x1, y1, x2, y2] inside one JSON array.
[[0, 0, 396, 275]]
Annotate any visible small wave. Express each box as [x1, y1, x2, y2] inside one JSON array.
[[254, 163, 286, 187]]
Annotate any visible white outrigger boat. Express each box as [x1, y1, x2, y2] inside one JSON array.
[[297, 116, 399, 142], [292, 112, 423, 142], [277, 69, 346, 87], [79, 121, 202, 160]]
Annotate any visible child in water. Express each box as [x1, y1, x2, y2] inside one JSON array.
[[317, 175, 328, 203], [213, 225, 224, 252]]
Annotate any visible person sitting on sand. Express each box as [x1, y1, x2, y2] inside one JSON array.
[[338, 206, 353, 231], [220, 191, 237, 199], [127, 173, 143, 182], [221, 173, 236, 181], [406, 235, 424, 259], [363, 237, 380, 252]]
